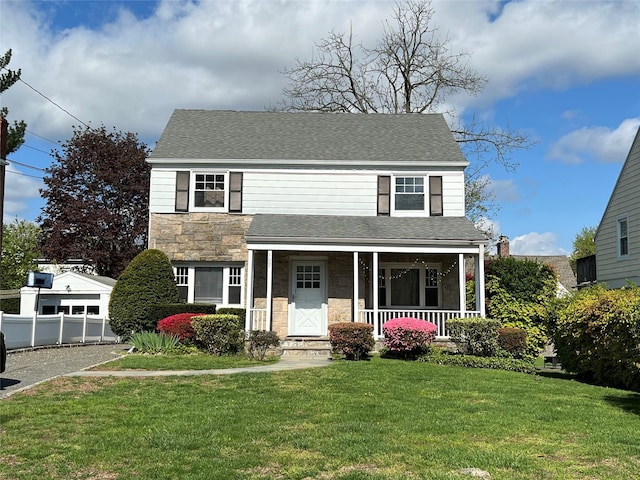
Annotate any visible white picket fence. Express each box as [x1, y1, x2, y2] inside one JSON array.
[[0, 312, 120, 350]]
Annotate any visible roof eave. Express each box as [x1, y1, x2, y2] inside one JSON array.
[[146, 157, 469, 168]]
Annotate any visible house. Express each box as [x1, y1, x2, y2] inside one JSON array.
[[495, 235, 576, 295], [147, 110, 488, 340], [594, 126, 640, 288], [19, 271, 115, 317]]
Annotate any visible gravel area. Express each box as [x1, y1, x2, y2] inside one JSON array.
[[1, 343, 129, 398]]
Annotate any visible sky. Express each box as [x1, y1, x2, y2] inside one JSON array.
[[0, 0, 639, 256]]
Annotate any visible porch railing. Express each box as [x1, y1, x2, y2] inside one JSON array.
[[358, 309, 482, 338], [247, 308, 269, 332], [246, 308, 481, 338]]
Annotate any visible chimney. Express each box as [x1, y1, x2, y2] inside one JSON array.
[[497, 235, 510, 258]]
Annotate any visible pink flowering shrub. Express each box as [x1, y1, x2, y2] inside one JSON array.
[[157, 313, 205, 342], [383, 317, 437, 358]]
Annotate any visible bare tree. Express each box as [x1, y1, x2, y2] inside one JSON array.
[[280, 0, 533, 224]]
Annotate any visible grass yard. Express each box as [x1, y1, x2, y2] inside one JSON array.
[[93, 352, 279, 371], [1, 356, 639, 480]]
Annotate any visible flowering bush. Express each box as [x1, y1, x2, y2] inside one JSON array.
[[157, 313, 205, 342], [383, 317, 437, 359]]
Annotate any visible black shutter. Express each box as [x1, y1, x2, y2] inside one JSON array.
[[175, 171, 190, 212]]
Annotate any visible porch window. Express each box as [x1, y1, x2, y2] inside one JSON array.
[[174, 264, 244, 306], [618, 217, 629, 257], [379, 264, 441, 308]]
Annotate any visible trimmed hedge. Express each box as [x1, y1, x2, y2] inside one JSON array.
[[382, 317, 437, 359], [553, 285, 640, 391], [328, 322, 374, 360], [157, 313, 206, 342], [420, 348, 535, 374], [151, 303, 217, 324], [108, 249, 179, 337], [498, 327, 528, 359], [447, 317, 502, 357], [191, 314, 244, 356]]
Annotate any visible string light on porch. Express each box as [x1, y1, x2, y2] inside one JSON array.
[[358, 257, 458, 283]]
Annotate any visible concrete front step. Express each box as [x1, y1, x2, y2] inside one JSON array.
[[280, 337, 332, 357]]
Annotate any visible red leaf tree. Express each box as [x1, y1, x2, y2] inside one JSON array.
[[38, 125, 150, 278]]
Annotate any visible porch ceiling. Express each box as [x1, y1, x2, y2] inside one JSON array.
[[246, 214, 487, 249]]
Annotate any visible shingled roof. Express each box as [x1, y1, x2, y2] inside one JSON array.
[[247, 214, 487, 247], [149, 109, 467, 165]]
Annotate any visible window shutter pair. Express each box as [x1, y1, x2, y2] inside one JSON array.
[[174, 171, 243, 213], [377, 175, 443, 216]]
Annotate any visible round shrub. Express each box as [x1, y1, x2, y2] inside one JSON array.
[[247, 330, 281, 361], [108, 249, 179, 337], [157, 313, 205, 343], [382, 317, 437, 359], [191, 314, 244, 356], [497, 327, 527, 359], [328, 322, 374, 360]]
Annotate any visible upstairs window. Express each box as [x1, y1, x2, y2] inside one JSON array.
[[618, 217, 629, 257], [195, 173, 225, 208], [174, 171, 243, 213], [395, 177, 424, 211]]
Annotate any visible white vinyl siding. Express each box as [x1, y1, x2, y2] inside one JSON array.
[[149, 168, 466, 217], [242, 172, 377, 216], [595, 130, 640, 288], [149, 169, 178, 213]]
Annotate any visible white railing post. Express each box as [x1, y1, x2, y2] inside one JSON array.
[[266, 250, 273, 331], [245, 249, 254, 332], [31, 312, 38, 347], [101, 316, 107, 342], [373, 252, 379, 338], [58, 312, 64, 344], [82, 313, 88, 343], [353, 252, 359, 322]]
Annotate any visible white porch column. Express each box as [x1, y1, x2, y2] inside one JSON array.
[[476, 244, 486, 316], [266, 250, 273, 331], [245, 249, 254, 331], [458, 253, 466, 314], [372, 251, 379, 338], [353, 251, 359, 322]]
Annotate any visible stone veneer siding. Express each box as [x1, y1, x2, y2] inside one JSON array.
[[149, 213, 253, 262]]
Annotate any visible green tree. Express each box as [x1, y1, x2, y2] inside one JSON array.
[[38, 125, 150, 278], [280, 0, 533, 223], [569, 226, 596, 273], [485, 257, 558, 358], [0, 49, 27, 154], [108, 249, 179, 337], [0, 218, 40, 290]]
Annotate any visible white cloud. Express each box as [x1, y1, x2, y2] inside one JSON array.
[[510, 232, 569, 256], [488, 177, 520, 203], [3, 164, 43, 222], [547, 118, 640, 164]]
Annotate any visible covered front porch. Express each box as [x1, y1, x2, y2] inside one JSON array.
[[243, 215, 487, 340]]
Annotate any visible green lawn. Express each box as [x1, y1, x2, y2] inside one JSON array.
[[93, 352, 279, 370], [1, 356, 639, 479]]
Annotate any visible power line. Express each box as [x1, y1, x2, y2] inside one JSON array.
[[22, 143, 55, 156], [26, 129, 60, 146], [6, 169, 43, 180], [1, 66, 90, 128], [6, 158, 46, 172]]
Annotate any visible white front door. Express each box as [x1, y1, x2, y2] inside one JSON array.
[[290, 261, 326, 336]]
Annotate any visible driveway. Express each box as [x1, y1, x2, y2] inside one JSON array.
[[1, 343, 129, 398]]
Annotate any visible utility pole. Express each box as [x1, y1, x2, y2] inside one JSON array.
[[0, 116, 7, 287]]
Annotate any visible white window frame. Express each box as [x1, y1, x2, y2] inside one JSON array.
[[617, 216, 629, 258], [191, 171, 229, 212], [378, 262, 441, 308], [173, 263, 244, 307], [390, 174, 441, 217]]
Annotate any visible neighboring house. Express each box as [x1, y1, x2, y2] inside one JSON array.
[[494, 236, 577, 295], [147, 110, 488, 339], [19, 271, 115, 317], [595, 127, 640, 288]]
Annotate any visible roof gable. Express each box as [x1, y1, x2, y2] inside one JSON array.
[[149, 110, 467, 166], [595, 126, 640, 241]]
